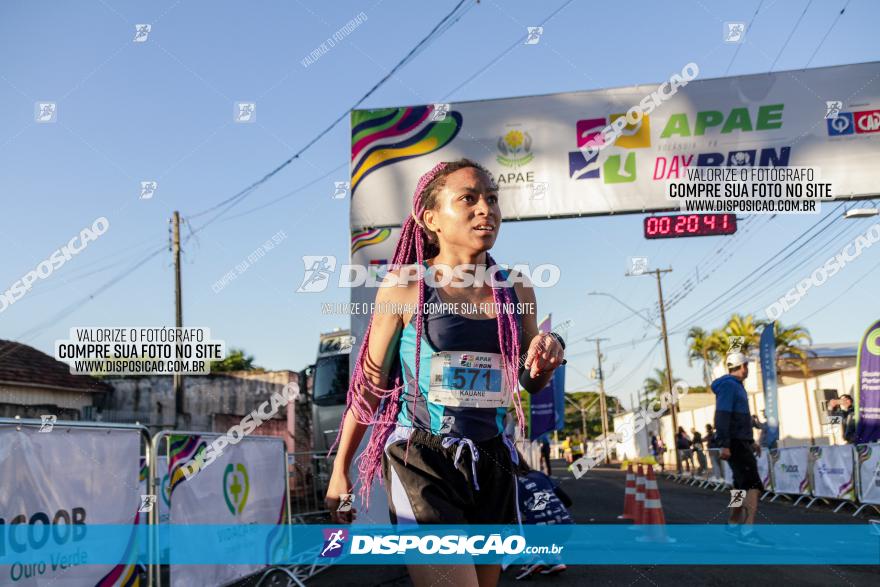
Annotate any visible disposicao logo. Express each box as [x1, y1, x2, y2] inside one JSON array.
[[320, 528, 348, 557]]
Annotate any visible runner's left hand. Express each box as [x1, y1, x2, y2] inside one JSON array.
[[524, 333, 565, 378]]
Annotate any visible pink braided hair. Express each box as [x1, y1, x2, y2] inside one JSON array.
[[329, 161, 526, 510]]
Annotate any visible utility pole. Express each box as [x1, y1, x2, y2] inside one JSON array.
[[171, 211, 185, 429], [586, 338, 610, 459], [627, 267, 680, 473], [563, 393, 600, 444]]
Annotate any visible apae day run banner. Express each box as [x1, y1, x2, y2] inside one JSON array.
[[350, 61, 880, 228], [769, 446, 810, 495], [0, 426, 141, 586], [809, 445, 855, 500], [856, 319, 880, 443], [167, 435, 287, 587]]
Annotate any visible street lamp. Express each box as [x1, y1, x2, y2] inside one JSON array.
[[588, 291, 658, 329], [844, 208, 879, 219]]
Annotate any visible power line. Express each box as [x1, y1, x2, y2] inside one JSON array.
[[725, 0, 766, 75], [185, 0, 474, 229], [805, 0, 852, 67], [769, 0, 813, 72], [668, 202, 845, 331]]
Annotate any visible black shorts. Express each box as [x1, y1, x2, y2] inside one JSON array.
[[382, 427, 519, 525], [728, 439, 764, 491]]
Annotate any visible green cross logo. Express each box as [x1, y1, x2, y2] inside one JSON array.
[[223, 463, 250, 516]]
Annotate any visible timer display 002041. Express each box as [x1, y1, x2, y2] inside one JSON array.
[[643, 214, 737, 239]]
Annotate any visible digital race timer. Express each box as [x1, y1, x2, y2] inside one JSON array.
[[643, 213, 737, 239]]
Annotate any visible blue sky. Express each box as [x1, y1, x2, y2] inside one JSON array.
[[1, 0, 878, 410]]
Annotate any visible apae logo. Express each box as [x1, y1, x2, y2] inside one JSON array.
[[223, 463, 250, 515]]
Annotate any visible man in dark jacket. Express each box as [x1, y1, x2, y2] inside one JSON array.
[[827, 394, 857, 444], [712, 352, 770, 547]]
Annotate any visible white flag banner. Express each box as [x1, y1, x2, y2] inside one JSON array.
[[350, 62, 880, 228], [757, 450, 771, 490], [167, 435, 286, 587], [856, 443, 880, 505], [809, 445, 856, 500], [769, 446, 810, 495], [0, 425, 142, 586]]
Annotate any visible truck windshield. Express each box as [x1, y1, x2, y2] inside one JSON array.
[[313, 354, 349, 406]]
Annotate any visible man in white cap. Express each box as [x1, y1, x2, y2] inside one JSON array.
[[711, 352, 771, 547]]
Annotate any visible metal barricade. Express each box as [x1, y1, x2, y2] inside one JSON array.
[[286, 450, 335, 523], [150, 430, 290, 587], [0, 417, 153, 586]]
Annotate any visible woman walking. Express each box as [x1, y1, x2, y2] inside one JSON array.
[[325, 159, 566, 587]]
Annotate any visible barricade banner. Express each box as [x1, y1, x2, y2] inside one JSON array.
[[856, 443, 880, 505], [157, 455, 170, 524], [166, 434, 287, 587], [722, 459, 733, 486], [757, 450, 772, 490], [809, 445, 856, 500], [769, 446, 810, 495], [0, 425, 141, 586]]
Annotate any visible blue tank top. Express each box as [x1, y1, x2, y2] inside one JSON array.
[[396, 268, 522, 441]]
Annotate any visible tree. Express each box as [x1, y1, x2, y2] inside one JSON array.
[[211, 348, 261, 372], [686, 326, 718, 386], [560, 391, 623, 440], [642, 368, 682, 406], [714, 313, 765, 355], [771, 322, 814, 376]]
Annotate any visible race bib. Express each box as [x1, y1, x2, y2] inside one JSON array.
[[428, 350, 509, 408]]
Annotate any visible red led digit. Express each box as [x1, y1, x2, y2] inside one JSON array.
[[704, 215, 716, 230], [674, 215, 687, 233], [659, 216, 671, 233], [687, 215, 699, 232]]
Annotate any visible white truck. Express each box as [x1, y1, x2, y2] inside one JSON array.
[[308, 328, 389, 524]]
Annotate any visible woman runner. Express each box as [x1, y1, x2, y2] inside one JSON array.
[[325, 159, 566, 587]]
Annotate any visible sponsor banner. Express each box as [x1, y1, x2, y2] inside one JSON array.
[[757, 450, 772, 490], [350, 62, 880, 228], [769, 446, 810, 495], [856, 443, 880, 506], [809, 445, 856, 500], [3, 525, 880, 566], [0, 425, 141, 586], [856, 319, 880, 443], [760, 322, 780, 447], [167, 435, 287, 587]]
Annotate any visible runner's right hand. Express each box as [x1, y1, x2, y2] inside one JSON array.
[[325, 469, 357, 524], [719, 448, 731, 460]]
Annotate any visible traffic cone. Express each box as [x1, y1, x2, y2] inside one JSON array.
[[642, 466, 666, 525], [637, 466, 675, 543], [633, 464, 646, 524], [618, 464, 636, 520]]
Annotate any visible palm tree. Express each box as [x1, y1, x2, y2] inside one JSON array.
[[772, 322, 813, 376], [642, 368, 681, 406], [718, 313, 765, 354], [686, 326, 718, 386]]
